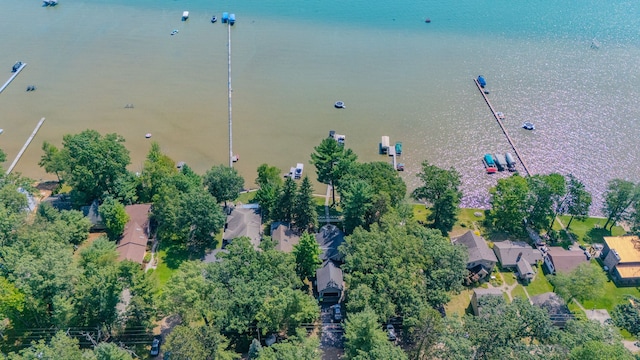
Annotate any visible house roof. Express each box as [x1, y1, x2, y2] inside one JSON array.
[[116, 204, 151, 264], [316, 225, 345, 262], [81, 200, 105, 229], [604, 236, 640, 263], [517, 257, 534, 276], [473, 288, 503, 298], [493, 240, 542, 267], [451, 231, 497, 265], [615, 265, 640, 279], [316, 261, 343, 292], [270, 222, 300, 253], [223, 207, 262, 249], [531, 292, 571, 316], [546, 247, 588, 273]]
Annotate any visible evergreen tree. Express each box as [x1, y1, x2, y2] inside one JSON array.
[[274, 177, 297, 223], [294, 176, 317, 232], [248, 338, 263, 359]]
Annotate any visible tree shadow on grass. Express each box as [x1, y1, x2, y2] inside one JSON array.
[[584, 227, 612, 244]]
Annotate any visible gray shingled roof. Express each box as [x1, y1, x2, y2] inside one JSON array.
[[516, 257, 534, 277], [270, 222, 300, 253], [223, 207, 262, 249], [493, 240, 542, 267], [316, 261, 343, 293], [316, 225, 345, 263], [451, 231, 497, 264]]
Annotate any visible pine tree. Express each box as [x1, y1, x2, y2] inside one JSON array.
[[274, 177, 297, 223], [294, 176, 318, 232], [248, 338, 263, 359]]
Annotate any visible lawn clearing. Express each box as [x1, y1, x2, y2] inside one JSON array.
[[511, 285, 528, 301], [236, 191, 257, 204], [445, 289, 473, 316], [499, 270, 517, 286], [554, 216, 625, 244], [525, 264, 554, 297]]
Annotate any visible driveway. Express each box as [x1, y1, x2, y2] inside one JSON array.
[[320, 304, 344, 359]]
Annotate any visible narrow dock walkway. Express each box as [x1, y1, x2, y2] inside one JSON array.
[[0, 63, 27, 95], [6, 117, 46, 174], [473, 79, 531, 176]]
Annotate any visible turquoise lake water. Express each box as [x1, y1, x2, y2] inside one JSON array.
[[1, 0, 639, 211]]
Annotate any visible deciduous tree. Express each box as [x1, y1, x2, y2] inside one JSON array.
[[139, 142, 177, 202], [526, 173, 566, 231], [602, 179, 639, 230], [486, 174, 529, 234], [562, 174, 592, 230], [412, 161, 462, 235], [343, 309, 407, 360], [204, 165, 245, 206], [98, 197, 129, 240], [256, 163, 283, 188], [292, 232, 322, 281], [549, 262, 607, 302]]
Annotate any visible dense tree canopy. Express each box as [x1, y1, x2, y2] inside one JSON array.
[[526, 173, 566, 231], [139, 142, 178, 202], [602, 179, 639, 230], [343, 309, 407, 360], [562, 174, 592, 230], [340, 214, 466, 332], [98, 197, 129, 240], [39, 130, 131, 205], [292, 232, 322, 281]]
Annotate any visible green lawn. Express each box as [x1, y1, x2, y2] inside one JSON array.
[[525, 264, 554, 297], [554, 216, 625, 244], [500, 270, 517, 286], [445, 289, 473, 316], [412, 204, 429, 223], [452, 208, 485, 233], [236, 191, 257, 204], [581, 279, 640, 312], [149, 245, 190, 290], [511, 285, 528, 301], [567, 301, 586, 320]]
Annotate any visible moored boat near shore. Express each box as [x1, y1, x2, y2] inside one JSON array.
[[483, 153, 497, 173]]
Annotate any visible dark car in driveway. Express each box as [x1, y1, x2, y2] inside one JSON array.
[[150, 335, 162, 357]]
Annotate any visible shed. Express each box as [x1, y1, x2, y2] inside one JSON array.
[[516, 257, 535, 283]]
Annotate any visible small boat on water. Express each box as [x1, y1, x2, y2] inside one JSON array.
[[505, 152, 516, 172], [496, 112, 505, 119], [522, 122, 535, 130], [334, 101, 345, 109], [483, 154, 497, 174], [493, 153, 507, 172], [182, 11, 189, 21], [229, 13, 236, 25], [222, 12, 229, 23], [396, 163, 405, 171], [0, 129, 4, 135], [211, 16, 217, 23], [171, 29, 179, 35], [12, 61, 23, 72], [477, 75, 487, 88], [395, 142, 403, 155], [43, 0, 58, 6]]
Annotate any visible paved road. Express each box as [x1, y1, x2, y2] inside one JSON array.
[[320, 304, 344, 360]]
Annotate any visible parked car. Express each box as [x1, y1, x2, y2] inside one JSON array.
[[331, 304, 342, 322], [579, 244, 587, 251], [386, 324, 397, 341], [150, 335, 162, 357]]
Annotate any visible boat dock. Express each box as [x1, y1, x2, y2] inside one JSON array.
[[6, 117, 46, 174], [0, 62, 27, 95], [473, 78, 531, 176]]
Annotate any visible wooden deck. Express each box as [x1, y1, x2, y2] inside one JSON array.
[[473, 79, 531, 176]]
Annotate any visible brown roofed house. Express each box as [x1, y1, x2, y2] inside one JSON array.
[[602, 236, 640, 286], [543, 247, 588, 274], [116, 204, 151, 264], [451, 231, 497, 277], [270, 222, 300, 253]]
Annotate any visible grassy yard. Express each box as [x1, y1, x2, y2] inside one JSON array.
[[525, 264, 554, 297], [581, 279, 640, 312], [554, 216, 625, 244], [499, 270, 517, 286], [450, 208, 485, 236], [236, 191, 257, 204], [149, 245, 190, 289], [445, 289, 473, 316], [511, 285, 528, 301], [412, 204, 429, 223]]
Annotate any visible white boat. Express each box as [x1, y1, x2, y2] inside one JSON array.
[[182, 11, 189, 21], [496, 112, 505, 119], [522, 122, 535, 130], [0, 129, 4, 135]]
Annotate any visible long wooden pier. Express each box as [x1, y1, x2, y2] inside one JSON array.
[[0, 63, 27, 95], [227, 21, 234, 167], [473, 79, 531, 176], [6, 117, 46, 174]]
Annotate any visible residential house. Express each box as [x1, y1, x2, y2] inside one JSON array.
[[493, 240, 542, 268], [270, 222, 300, 253], [81, 199, 105, 231], [516, 257, 535, 283], [222, 206, 262, 249], [116, 204, 151, 264], [602, 236, 640, 286], [451, 231, 497, 281], [316, 225, 345, 263], [471, 288, 504, 316], [543, 247, 589, 274], [316, 261, 344, 303], [531, 292, 573, 327]]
